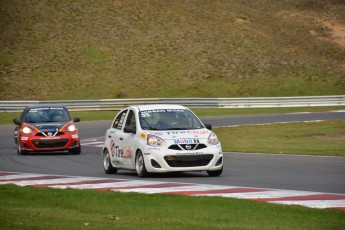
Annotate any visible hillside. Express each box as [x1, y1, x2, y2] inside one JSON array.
[[1, 0, 345, 100]]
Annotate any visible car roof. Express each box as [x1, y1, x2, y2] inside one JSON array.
[[132, 104, 188, 111], [25, 104, 67, 109]]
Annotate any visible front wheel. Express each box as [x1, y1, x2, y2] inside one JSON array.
[[69, 145, 81, 155], [207, 166, 223, 177], [135, 151, 148, 177], [17, 142, 27, 155], [103, 149, 118, 174]]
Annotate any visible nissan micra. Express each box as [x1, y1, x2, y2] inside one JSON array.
[[102, 104, 223, 177], [13, 104, 81, 155]]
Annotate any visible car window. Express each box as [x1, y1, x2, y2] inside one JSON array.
[[125, 110, 136, 128], [112, 110, 128, 130], [24, 107, 71, 123], [139, 109, 204, 131]]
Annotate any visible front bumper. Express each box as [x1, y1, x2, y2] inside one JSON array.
[[142, 144, 223, 173], [19, 134, 80, 152]]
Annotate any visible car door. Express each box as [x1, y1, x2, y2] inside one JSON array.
[[121, 109, 137, 168], [108, 110, 128, 167]]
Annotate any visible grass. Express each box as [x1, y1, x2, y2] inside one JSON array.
[[1, 184, 344, 230], [216, 119, 345, 156], [1, 0, 345, 100]]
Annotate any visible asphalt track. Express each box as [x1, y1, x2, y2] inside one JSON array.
[[0, 111, 345, 209]]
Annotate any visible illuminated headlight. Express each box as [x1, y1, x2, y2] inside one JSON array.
[[66, 124, 76, 132], [208, 132, 219, 145], [22, 126, 33, 134], [147, 134, 166, 147]]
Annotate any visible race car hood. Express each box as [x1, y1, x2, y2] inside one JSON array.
[[27, 122, 68, 133], [147, 129, 212, 140]]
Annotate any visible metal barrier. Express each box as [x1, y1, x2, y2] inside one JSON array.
[[0, 96, 344, 112]]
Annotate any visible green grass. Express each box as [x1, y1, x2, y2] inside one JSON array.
[[216, 119, 345, 156], [1, 184, 344, 230], [191, 106, 345, 116], [1, 0, 345, 100]]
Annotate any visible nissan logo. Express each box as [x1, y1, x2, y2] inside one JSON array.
[[185, 144, 192, 150]]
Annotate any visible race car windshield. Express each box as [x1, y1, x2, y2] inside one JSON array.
[[139, 109, 204, 131], [24, 107, 71, 123]]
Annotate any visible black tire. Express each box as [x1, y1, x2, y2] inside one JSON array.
[[103, 149, 118, 174], [70, 145, 81, 155], [135, 150, 148, 177], [17, 142, 27, 155], [207, 166, 223, 177], [14, 128, 18, 145]]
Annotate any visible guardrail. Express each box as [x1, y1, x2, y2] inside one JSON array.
[[0, 95, 344, 112]]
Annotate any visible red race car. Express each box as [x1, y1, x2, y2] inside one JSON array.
[[13, 104, 81, 155]]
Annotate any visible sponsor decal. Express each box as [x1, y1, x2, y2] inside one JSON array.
[[114, 146, 132, 159], [40, 128, 56, 133], [173, 139, 199, 145], [187, 130, 209, 135], [148, 147, 160, 150], [41, 137, 61, 140], [123, 146, 132, 158], [29, 107, 64, 112], [110, 140, 116, 156], [141, 109, 185, 114], [35, 123, 62, 127], [20, 137, 29, 141], [149, 132, 163, 136], [176, 152, 203, 155], [72, 134, 79, 139], [165, 130, 209, 135]]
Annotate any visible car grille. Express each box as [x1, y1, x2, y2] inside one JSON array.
[[31, 139, 69, 148], [168, 143, 207, 151], [36, 132, 64, 137], [164, 154, 213, 167]]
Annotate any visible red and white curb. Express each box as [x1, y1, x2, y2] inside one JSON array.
[[1, 171, 344, 211], [81, 137, 104, 148]]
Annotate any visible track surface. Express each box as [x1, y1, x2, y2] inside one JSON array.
[[1, 111, 345, 210]]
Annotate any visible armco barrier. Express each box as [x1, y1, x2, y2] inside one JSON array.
[[0, 96, 344, 112]]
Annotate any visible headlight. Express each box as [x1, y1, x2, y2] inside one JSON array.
[[66, 124, 76, 132], [208, 132, 219, 145], [22, 126, 33, 134], [147, 134, 166, 147]]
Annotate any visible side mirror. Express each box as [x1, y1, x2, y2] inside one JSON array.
[[124, 126, 136, 134], [205, 123, 212, 130], [13, 118, 22, 125], [73, 117, 80, 122]]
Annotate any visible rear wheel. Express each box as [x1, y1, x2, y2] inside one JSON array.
[[14, 127, 18, 145], [207, 166, 223, 177], [135, 151, 148, 177], [103, 149, 118, 174]]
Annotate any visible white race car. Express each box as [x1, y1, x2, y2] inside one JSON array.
[[102, 104, 223, 177]]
